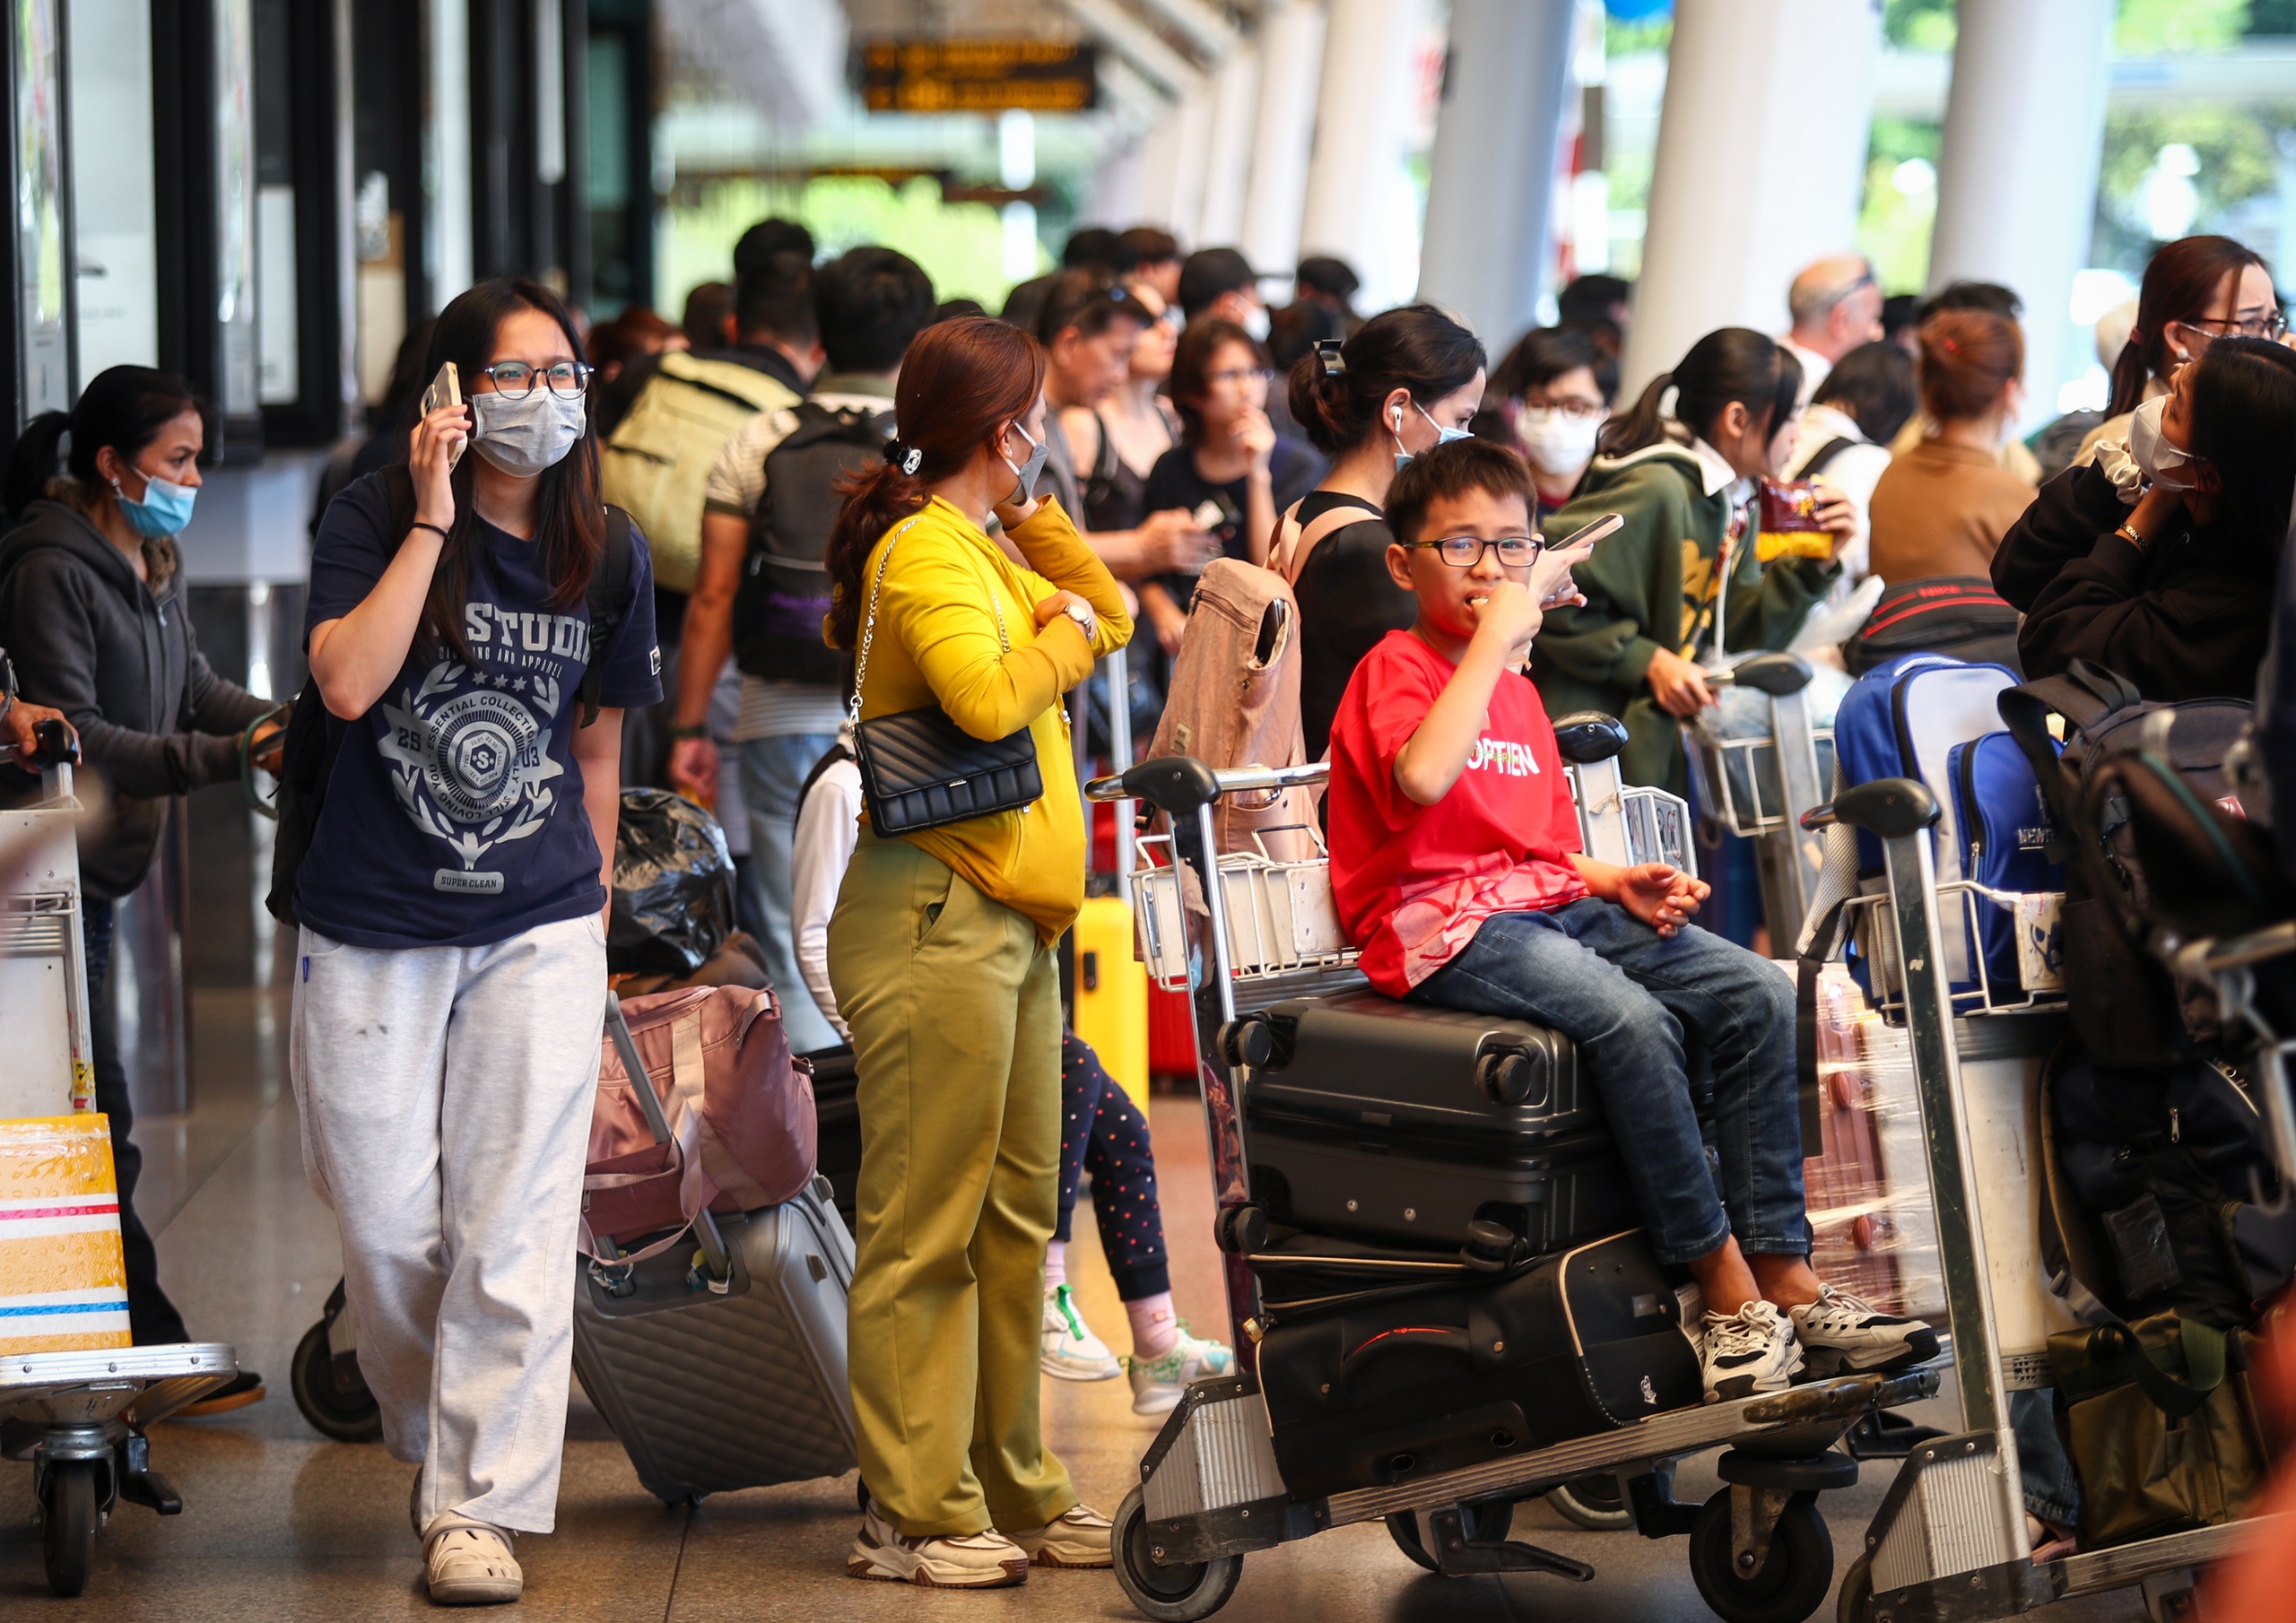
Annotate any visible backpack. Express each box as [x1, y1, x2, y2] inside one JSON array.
[[599, 352, 796, 593], [733, 402, 891, 687], [1996, 661, 2256, 1061], [1944, 730, 2065, 994], [265, 464, 635, 926], [1797, 435, 1860, 480], [1268, 492, 1382, 586], [1843, 576, 2022, 676]]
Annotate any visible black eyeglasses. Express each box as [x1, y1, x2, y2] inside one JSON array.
[[476, 360, 594, 400], [1400, 534, 1541, 568], [2182, 310, 2289, 342]]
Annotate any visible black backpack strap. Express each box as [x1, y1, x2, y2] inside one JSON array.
[[1997, 669, 2141, 853], [1799, 437, 1857, 480], [797, 738, 854, 808], [579, 507, 637, 728]]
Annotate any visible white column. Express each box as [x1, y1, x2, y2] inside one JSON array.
[[426, 0, 474, 304], [1085, 136, 1148, 230], [1928, 0, 2112, 428], [1621, 0, 1879, 400], [1417, 0, 1575, 354], [1196, 44, 1261, 247], [1300, 0, 1431, 311], [1135, 77, 1217, 244], [1239, 0, 1326, 279]]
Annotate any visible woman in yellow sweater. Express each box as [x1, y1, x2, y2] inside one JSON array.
[[822, 317, 1132, 1589]]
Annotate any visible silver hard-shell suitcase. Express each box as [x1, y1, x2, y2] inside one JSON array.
[[571, 996, 858, 1504]]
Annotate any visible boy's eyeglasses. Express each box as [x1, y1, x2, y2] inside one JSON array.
[[1400, 534, 1541, 568], [476, 360, 594, 399]]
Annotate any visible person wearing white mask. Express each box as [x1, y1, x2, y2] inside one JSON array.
[[1176, 246, 1271, 340], [1481, 325, 1615, 521], [1998, 335, 2296, 700], [1866, 308, 2034, 586], [294, 279, 661, 1606]]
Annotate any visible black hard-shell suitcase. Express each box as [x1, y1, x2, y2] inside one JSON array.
[[806, 1045, 860, 1231], [1255, 1229, 1702, 1499], [1242, 992, 1624, 1248], [570, 1181, 858, 1503]]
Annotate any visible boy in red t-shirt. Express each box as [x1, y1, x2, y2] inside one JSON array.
[[1326, 439, 1932, 1402]]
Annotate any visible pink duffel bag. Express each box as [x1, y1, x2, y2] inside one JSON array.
[[579, 985, 815, 1263]]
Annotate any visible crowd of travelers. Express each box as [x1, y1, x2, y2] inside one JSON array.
[[0, 213, 2292, 1609]]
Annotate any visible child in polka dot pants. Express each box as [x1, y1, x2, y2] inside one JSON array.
[[1041, 1034, 1233, 1415]]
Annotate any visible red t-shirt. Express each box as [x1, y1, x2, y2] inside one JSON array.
[[1327, 629, 1589, 997]]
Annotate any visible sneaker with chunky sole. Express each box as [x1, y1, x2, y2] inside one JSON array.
[[847, 1506, 1030, 1588], [1041, 1284, 1120, 1382], [423, 1515, 521, 1606], [1007, 1504, 1113, 1568], [1790, 1285, 1939, 1376], [1701, 1300, 1803, 1403], [1125, 1324, 1237, 1417]]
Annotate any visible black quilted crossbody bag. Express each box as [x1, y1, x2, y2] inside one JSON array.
[[850, 517, 1044, 837]]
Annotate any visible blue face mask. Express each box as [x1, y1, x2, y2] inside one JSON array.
[[111, 471, 197, 538], [1393, 400, 1473, 471]]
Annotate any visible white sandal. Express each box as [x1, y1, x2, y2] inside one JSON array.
[[423, 1512, 522, 1606]]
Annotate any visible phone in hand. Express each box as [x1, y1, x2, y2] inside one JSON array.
[[421, 361, 465, 470], [1544, 512, 1623, 551]]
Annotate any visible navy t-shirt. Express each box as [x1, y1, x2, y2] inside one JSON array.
[[298, 473, 663, 949]]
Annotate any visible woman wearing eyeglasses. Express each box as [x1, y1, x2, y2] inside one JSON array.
[[295, 279, 660, 1606], [1478, 325, 1616, 521], [1134, 317, 1323, 655], [2076, 235, 2281, 464]]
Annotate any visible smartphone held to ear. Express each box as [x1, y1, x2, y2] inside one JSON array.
[[422, 361, 465, 470]]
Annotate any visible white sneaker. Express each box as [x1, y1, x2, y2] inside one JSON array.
[[423, 1514, 522, 1606], [846, 1504, 1031, 1588], [1006, 1504, 1114, 1568], [1790, 1285, 1939, 1376], [1125, 1324, 1237, 1417], [1701, 1300, 1804, 1404], [1041, 1284, 1120, 1381]]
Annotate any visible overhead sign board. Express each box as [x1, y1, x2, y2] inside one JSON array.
[[858, 39, 1100, 115]]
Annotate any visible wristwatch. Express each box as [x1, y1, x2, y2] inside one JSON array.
[[1061, 600, 1097, 640], [667, 722, 709, 741]]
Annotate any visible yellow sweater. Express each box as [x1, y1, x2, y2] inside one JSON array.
[[850, 496, 1132, 942]]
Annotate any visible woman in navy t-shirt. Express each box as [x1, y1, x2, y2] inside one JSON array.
[[296, 278, 659, 1606]]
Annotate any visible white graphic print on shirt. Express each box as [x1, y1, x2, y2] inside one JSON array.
[[1463, 733, 1542, 777], [376, 603, 592, 895]]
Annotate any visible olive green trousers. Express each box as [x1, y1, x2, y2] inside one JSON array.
[[828, 834, 1076, 1536]]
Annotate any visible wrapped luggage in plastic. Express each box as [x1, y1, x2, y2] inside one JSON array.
[[608, 788, 735, 976]]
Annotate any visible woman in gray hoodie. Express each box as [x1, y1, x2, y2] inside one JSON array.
[[0, 366, 278, 1411]]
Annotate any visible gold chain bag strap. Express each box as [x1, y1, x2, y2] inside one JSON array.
[[848, 515, 1045, 837]]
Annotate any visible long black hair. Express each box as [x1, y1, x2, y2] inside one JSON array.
[[2186, 335, 2296, 558], [418, 278, 604, 664], [2110, 235, 2271, 419], [3, 365, 203, 586], [1597, 327, 1800, 459], [1286, 304, 1485, 455]]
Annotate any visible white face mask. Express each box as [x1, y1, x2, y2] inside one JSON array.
[[470, 388, 587, 477], [1518, 405, 1603, 478], [2127, 394, 2198, 491], [1241, 305, 1271, 343]]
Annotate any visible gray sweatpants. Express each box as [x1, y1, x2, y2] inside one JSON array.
[[289, 913, 604, 1534]]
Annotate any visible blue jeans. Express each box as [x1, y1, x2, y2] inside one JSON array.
[[1410, 898, 1808, 1266], [739, 732, 841, 1055]]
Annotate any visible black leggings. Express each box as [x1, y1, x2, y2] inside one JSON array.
[[1054, 1033, 1170, 1301]]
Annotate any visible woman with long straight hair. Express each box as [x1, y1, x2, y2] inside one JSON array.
[[1534, 327, 1853, 797], [2079, 234, 2277, 459], [294, 277, 660, 1606], [823, 316, 1130, 1588]]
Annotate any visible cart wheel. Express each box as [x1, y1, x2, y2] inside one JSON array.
[[1112, 1487, 1242, 1622], [1547, 1473, 1635, 1532], [1835, 1552, 1874, 1623], [1688, 1489, 1832, 1623], [1384, 1497, 1515, 1574], [291, 1319, 383, 1443], [41, 1459, 97, 1598]]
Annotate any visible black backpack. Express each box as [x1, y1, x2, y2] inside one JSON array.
[[1843, 576, 2023, 676], [265, 464, 636, 925], [733, 402, 892, 687]]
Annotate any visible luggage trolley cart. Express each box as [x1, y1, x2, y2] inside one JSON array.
[[1089, 751, 1936, 1623], [0, 727, 239, 1597], [1683, 652, 1836, 948], [1801, 780, 2283, 1622]]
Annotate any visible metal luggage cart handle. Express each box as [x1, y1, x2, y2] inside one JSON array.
[[1085, 757, 1331, 810]]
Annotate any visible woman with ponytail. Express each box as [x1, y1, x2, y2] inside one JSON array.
[[1533, 328, 1853, 796], [0, 365, 277, 1410], [2077, 234, 2276, 463], [822, 316, 1128, 1588], [1276, 304, 1486, 756]]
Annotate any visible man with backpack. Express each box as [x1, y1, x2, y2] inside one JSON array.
[[665, 247, 936, 1055]]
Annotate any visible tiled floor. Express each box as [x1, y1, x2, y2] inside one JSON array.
[[0, 799, 2153, 1619]]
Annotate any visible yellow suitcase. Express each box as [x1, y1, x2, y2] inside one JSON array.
[[1070, 895, 1149, 1096]]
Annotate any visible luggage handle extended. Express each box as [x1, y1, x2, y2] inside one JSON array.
[[604, 992, 734, 1289]]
